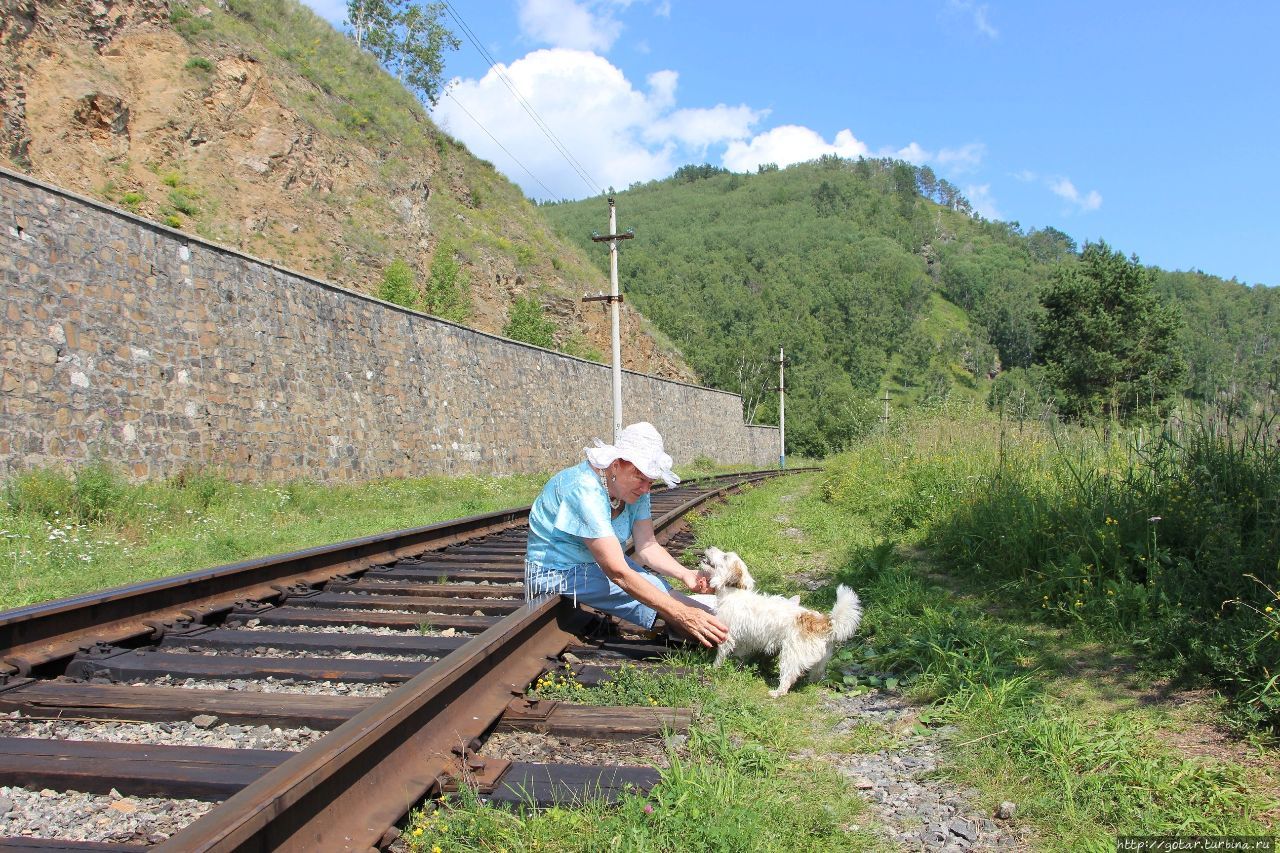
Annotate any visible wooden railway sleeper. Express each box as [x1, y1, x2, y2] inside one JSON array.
[[65, 642, 135, 680], [0, 675, 33, 694]]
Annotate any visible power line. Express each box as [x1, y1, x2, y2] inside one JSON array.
[[442, 1, 601, 195], [442, 1, 604, 197], [442, 91, 563, 201]]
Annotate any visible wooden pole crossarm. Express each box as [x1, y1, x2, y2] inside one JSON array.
[[590, 232, 635, 243], [581, 294, 625, 303]]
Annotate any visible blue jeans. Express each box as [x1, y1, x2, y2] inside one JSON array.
[[525, 556, 673, 630]]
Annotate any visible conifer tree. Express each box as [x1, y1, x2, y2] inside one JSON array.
[[1037, 242, 1185, 420]]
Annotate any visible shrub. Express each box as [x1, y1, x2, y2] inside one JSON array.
[[376, 259, 418, 309], [4, 463, 133, 524], [502, 296, 555, 349], [422, 245, 469, 322], [169, 4, 213, 38], [72, 462, 131, 524], [5, 468, 75, 520], [184, 56, 214, 72], [514, 243, 537, 268], [920, 413, 1280, 729]]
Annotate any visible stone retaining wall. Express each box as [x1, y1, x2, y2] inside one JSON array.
[[0, 166, 778, 481]]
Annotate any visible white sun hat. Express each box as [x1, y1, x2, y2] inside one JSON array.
[[584, 422, 681, 487]]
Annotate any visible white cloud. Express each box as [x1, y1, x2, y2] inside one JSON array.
[[964, 184, 1001, 219], [946, 0, 998, 38], [646, 104, 766, 150], [517, 0, 623, 52], [1050, 177, 1102, 212], [432, 12, 989, 201], [935, 142, 985, 172], [723, 126, 870, 172], [1012, 169, 1038, 182], [646, 70, 678, 110], [433, 49, 761, 199], [889, 142, 931, 164]]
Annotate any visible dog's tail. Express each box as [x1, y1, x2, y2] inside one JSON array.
[[830, 585, 863, 643]]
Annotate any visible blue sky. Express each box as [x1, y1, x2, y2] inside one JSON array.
[[302, 1, 1279, 286]]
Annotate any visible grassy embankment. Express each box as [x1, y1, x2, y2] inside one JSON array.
[[405, 472, 879, 852], [406, 404, 1278, 851], [814, 405, 1279, 847], [0, 466, 545, 609]]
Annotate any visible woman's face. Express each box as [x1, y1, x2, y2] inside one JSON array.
[[610, 460, 655, 504]]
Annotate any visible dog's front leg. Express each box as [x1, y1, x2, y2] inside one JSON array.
[[712, 638, 735, 667]]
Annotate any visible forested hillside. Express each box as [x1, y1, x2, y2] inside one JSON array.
[[542, 158, 1280, 454]]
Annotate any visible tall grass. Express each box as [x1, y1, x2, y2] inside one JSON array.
[[822, 406, 1280, 730], [0, 465, 546, 609]]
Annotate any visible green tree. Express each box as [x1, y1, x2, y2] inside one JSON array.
[[376, 258, 418, 308], [1036, 242, 1186, 421], [899, 323, 936, 383], [345, 0, 390, 50], [421, 244, 469, 322], [503, 296, 556, 349], [349, 0, 458, 105]]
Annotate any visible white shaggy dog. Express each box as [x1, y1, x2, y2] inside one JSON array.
[[699, 546, 863, 698]]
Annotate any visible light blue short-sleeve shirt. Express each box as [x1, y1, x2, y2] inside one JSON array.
[[526, 461, 652, 568]]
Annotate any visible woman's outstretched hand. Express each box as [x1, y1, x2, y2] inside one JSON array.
[[684, 568, 712, 594]]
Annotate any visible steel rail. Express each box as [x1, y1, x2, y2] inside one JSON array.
[[0, 508, 530, 675], [155, 595, 591, 853], [153, 468, 813, 852]]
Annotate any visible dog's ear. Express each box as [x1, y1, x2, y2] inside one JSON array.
[[724, 553, 754, 590], [731, 554, 755, 590]]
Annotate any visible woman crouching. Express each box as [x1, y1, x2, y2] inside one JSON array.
[[524, 422, 728, 648]]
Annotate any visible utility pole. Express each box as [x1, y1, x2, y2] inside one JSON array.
[[881, 389, 891, 434], [587, 197, 633, 442], [777, 347, 787, 469]]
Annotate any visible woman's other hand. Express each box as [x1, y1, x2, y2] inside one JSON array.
[[670, 604, 728, 648]]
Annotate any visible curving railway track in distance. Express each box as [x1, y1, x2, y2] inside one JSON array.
[[0, 468, 807, 852]]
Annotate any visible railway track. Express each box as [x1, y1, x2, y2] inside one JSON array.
[[0, 468, 804, 851]]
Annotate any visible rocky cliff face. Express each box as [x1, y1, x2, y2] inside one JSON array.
[[0, 0, 695, 381]]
